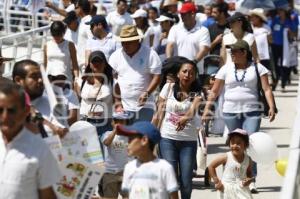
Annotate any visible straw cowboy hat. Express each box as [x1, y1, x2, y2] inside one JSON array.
[[249, 8, 267, 22], [163, 0, 178, 7], [117, 25, 143, 42]]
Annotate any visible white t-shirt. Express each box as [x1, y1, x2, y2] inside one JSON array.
[[159, 83, 201, 141], [101, 131, 128, 173], [64, 28, 79, 49], [215, 62, 269, 113], [167, 21, 211, 74], [252, 25, 271, 60], [106, 11, 133, 36], [86, 33, 117, 60], [0, 128, 61, 199], [122, 158, 178, 199], [109, 45, 162, 111], [80, 81, 113, 119], [223, 32, 255, 64], [77, 15, 93, 66], [138, 26, 155, 48]]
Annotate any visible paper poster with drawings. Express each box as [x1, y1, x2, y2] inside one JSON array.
[[61, 121, 104, 165], [44, 135, 63, 161], [54, 156, 104, 199]]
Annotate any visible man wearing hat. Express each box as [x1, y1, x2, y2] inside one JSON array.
[[166, 2, 210, 75], [85, 15, 117, 65], [109, 25, 161, 122], [64, 11, 79, 48]]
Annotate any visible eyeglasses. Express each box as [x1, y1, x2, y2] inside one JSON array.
[[0, 107, 17, 115]]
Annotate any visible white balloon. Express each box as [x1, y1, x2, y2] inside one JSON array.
[[70, 121, 96, 132], [247, 132, 278, 164]]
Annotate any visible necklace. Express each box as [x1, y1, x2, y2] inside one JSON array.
[[234, 67, 247, 82]]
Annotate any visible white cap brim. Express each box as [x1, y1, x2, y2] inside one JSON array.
[[156, 15, 174, 22]]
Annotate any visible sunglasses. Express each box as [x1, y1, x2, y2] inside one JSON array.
[[0, 107, 17, 115]]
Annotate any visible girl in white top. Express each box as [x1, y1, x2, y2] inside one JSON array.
[[131, 9, 155, 48], [208, 129, 254, 199], [44, 21, 79, 84], [220, 12, 259, 65]]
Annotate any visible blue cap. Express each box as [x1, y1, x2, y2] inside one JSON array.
[[116, 121, 161, 144], [112, 111, 134, 120], [85, 15, 108, 28]]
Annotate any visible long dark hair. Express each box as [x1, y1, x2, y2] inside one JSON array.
[[173, 58, 202, 102]]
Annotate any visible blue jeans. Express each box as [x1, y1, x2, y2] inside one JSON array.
[[159, 138, 197, 199], [223, 111, 261, 177], [128, 108, 154, 124]]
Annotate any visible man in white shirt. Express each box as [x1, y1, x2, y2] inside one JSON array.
[[85, 15, 118, 65], [0, 79, 61, 199], [106, 0, 133, 36], [12, 59, 68, 137], [63, 11, 79, 49], [109, 25, 161, 122], [166, 2, 211, 75], [76, 0, 93, 71]]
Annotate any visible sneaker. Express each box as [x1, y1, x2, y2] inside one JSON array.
[[249, 182, 258, 194]]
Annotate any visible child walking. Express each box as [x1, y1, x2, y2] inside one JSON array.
[[116, 121, 179, 199], [208, 129, 254, 199], [98, 112, 133, 199]]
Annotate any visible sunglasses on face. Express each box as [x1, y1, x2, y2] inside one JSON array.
[[0, 107, 17, 115]]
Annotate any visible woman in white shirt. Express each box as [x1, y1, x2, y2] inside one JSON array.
[[80, 51, 114, 158], [202, 40, 276, 191], [44, 21, 79, 85], [220, 12, 259, 65], [153, 57, 202, 199], [131, 9, 155, 47]]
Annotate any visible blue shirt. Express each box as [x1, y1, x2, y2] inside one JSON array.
[[202, 17, 215, 28], [270, 16, 293, 45]]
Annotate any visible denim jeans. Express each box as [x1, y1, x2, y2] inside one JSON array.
[[128, 107, 154, 124], [159, 138, 197, 199], [223, 111, 261, 177]]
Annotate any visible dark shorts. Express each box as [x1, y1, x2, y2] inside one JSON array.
[[98, 172, 128, 198]]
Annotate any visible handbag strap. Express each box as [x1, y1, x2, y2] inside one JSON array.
[[254, 63, 263, 96], [89, 83, 103, 113]]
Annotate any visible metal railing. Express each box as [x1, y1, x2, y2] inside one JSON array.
[[280, 70, 300, 198], [0, 25, 50, 78], [0, 0, 50, 36]]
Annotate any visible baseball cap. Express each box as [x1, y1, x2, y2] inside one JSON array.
[[116, 121, 161, 144], [85, 15, 108, 27], [131, 9, 147, 18], [228, 128, 248, 136], [226, 12, 246, 24], [156, 13, 175, 22], [89, 51, 107, 63], [63, 11, 77, 25], [226, 40, 250, 52], [179, 2, 197, 14]]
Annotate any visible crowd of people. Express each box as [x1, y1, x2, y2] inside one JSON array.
[[0, 0, 298, 198]]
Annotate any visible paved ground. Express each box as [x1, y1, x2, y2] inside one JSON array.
[[191, 75, 299, 199]]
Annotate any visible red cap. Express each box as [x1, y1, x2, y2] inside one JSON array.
[[179, 2, 197, 14]]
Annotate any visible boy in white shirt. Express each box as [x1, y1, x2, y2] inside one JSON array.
[[116, 121, 179, 199], [99, 111, 133, 199]]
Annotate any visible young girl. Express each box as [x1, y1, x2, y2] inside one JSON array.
[[208, 129, 254, 199]]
